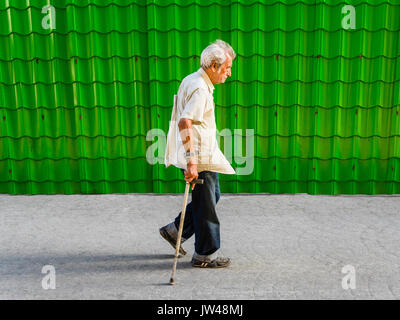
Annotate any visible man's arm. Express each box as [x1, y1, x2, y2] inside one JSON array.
[[178, 118, 199, 186]]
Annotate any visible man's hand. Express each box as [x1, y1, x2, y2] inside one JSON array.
[[184, 162, 199, 190]]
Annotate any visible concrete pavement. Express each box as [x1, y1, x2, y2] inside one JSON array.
[[0, 193, 399, 299]]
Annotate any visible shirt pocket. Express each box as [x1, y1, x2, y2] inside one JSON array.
[[204, 94, 215, 113]]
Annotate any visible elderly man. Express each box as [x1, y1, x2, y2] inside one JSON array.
[[160, 40, 236, 268]]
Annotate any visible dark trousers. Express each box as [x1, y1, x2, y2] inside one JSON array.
[[174, 169, 221, 256]]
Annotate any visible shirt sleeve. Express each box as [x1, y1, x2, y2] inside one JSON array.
[[179, 88, 207, 123]]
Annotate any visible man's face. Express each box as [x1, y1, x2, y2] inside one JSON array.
[[210, 55, 232, 84]]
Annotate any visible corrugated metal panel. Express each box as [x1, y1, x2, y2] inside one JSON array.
[[0, 0, 399, 194]]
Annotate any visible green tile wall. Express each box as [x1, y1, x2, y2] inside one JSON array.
[[0, 0, 399, 194]]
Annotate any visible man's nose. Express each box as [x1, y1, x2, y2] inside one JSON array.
[[227, 69, 231, 77]]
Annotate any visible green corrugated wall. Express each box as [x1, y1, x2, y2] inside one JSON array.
[[0, 0, 399, 195]]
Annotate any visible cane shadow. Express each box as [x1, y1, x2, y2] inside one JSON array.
[[0, 253, 191, 276]]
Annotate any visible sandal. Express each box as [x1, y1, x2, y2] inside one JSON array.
[[191, 256, 231, 268], [159, 226, 187, 256]]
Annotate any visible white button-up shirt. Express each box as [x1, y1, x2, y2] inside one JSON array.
[[164, 68, 235, 175]]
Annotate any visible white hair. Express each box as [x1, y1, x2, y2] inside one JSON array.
[[200, 39, 236, 69]]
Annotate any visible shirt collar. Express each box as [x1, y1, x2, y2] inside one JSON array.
[[198, 68, 214, 93]]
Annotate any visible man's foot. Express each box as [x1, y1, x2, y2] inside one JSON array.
[[191, 256, 231, 268], [159, 226, 187, 256]]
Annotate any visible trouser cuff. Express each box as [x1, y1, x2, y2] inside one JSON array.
[[193, 250, 219, 261], [166, 222, 186, 243]]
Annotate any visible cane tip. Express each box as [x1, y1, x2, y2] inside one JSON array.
[[169, 278, 175, 285]]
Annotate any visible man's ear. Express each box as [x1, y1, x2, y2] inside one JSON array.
[[211, 61, 217, 71]]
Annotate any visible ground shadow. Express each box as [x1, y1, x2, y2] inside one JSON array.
[[0, 252, 192, 276]]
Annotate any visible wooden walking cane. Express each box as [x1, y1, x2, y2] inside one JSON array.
[[170, 178, 204, 285]]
